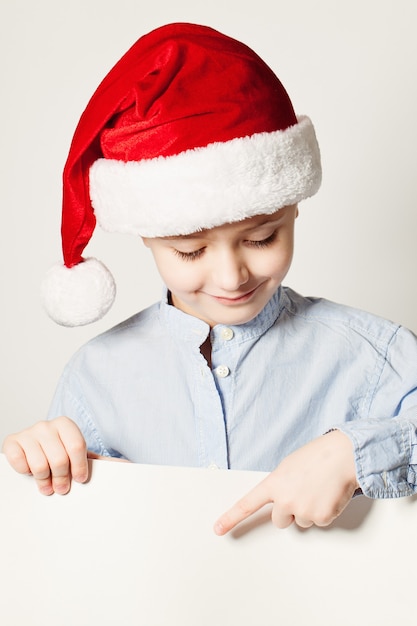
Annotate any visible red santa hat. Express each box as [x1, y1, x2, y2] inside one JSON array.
[[41, 22, 321, 326]]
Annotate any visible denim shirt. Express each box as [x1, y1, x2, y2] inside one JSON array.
[[47, 286, 417, 499]]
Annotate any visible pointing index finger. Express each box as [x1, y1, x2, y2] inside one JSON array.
[[213, 476, 272, 535]]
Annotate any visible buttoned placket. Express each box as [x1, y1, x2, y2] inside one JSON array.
[[208, 326, 241, 467], [192, 325, 238, 470], [162, 288, 283, 471]]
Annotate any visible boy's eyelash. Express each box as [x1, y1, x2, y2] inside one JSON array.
[[173, 230, 278, 261], [173, 248, 205, 261], [246, 230, 278, 248]]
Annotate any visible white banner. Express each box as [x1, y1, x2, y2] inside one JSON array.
[[0, 454, 416, 625]]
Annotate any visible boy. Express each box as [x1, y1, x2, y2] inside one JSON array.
[[3, 23, 417, 534]]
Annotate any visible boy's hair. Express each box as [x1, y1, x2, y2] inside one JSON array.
[[41, 23, 321, 327]]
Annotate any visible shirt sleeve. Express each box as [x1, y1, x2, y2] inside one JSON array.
[[47, 366, 115, 458], [336, 326, 417, 498]]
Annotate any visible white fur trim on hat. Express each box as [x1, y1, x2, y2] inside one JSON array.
[[89, 115, 321, 238], [41, 257, 116, 327]]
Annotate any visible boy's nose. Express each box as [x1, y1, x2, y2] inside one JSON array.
[[212, 250, 249, 291]]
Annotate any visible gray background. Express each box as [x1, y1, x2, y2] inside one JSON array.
[[1, 0, 416, 443]]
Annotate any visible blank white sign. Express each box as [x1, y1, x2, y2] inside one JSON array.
[[0, 453, 415, 625]]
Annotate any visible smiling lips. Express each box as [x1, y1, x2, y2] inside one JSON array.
[[209, 285, 260, 304]]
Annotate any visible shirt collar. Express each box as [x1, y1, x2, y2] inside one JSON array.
[[159, 286, 286, 348]]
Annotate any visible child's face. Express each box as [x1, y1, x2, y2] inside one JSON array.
[[143, 205, 297, 327]]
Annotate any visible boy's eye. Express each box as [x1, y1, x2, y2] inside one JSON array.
[[173, 247, 205, 261], [246, 230, 278, 248]]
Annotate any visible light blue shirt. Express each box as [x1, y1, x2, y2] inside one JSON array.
[[48, 286, 417, 499]]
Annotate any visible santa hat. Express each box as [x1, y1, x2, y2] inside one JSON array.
[[41, 22, 321, 326]]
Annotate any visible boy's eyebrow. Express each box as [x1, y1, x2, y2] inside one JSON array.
[[236, 215, 287, 234], [164, 215, 286, 241], [245, 216, 285, 230], [164, 231, 207, 241]]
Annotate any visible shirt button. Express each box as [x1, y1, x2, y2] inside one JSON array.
[[215, 365, 230, 378], [221, 327, 234, 341], [208, 463, 219, 470]]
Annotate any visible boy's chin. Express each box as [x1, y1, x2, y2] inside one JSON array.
[[203, 307, 266, 328]]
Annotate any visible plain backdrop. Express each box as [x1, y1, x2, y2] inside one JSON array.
[[1, 0, 416, 444]]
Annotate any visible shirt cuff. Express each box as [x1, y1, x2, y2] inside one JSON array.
[[335, 414, 417, 499]]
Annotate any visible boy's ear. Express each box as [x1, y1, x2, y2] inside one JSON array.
[[141, 237, 150, 248]]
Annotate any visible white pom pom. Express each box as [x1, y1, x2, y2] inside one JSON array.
[[41, 257, 116, 326]]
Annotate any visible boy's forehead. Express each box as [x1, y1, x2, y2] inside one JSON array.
[[163, 207, 294, 241]]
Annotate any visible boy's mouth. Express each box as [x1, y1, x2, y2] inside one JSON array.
[[210, 285, 260, 304]]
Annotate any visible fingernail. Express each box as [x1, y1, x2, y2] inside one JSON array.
[[73, 473, 88, 483], [214, 521, 224, 535], [54, 484, 69, 495]]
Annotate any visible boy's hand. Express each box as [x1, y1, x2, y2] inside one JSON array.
[[214, 430, 359, 535], [2, 416, 89, 495]]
